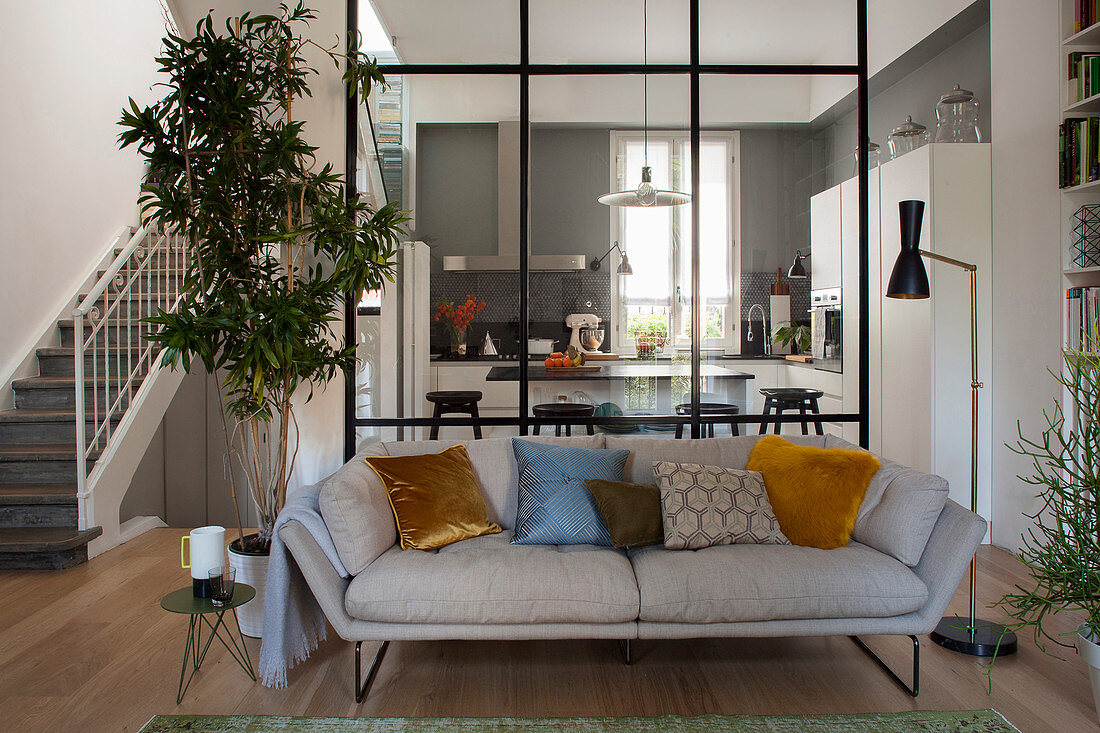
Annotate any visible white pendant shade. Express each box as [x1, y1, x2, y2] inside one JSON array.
[[597, 188, 692, 207], [599, 164, 691, 207]]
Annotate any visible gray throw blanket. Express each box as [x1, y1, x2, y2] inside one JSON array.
[[258, 482, 349, 688]]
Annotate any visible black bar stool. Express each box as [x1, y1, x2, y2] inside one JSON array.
[[674, 402, 740, 439], [426, 391, 483, 440], [532, 403, 595, 436], [758, 388, 824, 435]]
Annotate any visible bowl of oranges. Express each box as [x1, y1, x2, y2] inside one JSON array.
[[543, 346, 600, 372]]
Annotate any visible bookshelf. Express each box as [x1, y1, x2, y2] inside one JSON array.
[[1062, 0, 1100, 320]]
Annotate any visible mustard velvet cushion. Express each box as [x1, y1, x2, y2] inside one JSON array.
[[745, 435, 880, 550], [365, 445, 502, 551]]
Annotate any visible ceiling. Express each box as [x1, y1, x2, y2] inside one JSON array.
[[367, 0, 858, 67]]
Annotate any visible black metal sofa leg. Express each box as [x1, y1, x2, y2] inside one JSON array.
[[618, 639, 632, 665], [355, 640, 390, 703], [849, 635, 919, 697]]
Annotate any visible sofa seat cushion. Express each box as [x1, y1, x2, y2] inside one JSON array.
[[345, 530, 640, 625], [629, 541, 927, 624]]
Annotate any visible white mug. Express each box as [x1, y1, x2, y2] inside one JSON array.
[[181, 525, 225, 597]]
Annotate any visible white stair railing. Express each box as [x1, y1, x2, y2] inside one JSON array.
[[73, 226, 189, 530]]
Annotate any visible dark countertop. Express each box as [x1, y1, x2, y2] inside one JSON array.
[[486, 364, 753, 381], [432, 354, 793, 364]]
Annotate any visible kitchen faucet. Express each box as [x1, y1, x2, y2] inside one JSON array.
[[746, 304, 770, 355]]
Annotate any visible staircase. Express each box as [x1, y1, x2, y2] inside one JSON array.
[[0, 229, 186, 569]]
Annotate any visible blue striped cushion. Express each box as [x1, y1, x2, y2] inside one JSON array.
[[510, 439, 630, 546]]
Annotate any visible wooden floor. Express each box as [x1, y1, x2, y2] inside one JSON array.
[[0, 529, 1093, 733]]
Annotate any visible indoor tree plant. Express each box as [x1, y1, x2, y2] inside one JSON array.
[[118, 4, 406, 635], [991, 333, 1100, 717]]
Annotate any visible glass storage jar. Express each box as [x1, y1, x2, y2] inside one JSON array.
[[934, 84, 981, 143], [887, 116, 929, 159], [852, 141, 881, 176]]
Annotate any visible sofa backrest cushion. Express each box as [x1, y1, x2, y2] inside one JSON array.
[[605, 435, 829, 484], [830, 437, 950, 566], [321, 435, 604, 575], [607, 434, 947, 566], [379, 435, 604, 530], [319, 442, 397, 576]]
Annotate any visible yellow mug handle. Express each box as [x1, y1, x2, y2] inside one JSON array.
[[181, 535, 190, 569]]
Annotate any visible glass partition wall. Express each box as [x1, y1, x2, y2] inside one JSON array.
[[347, 0, 868, 456]]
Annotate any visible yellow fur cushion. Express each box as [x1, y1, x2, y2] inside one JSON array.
[[746, 436, 880, 550]]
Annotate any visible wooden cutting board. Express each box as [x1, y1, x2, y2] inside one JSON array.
[[584, 352, 619, 360], [543, 365, 603, 374]]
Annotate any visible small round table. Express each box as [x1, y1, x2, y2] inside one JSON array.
[[161, 584, 257, 704]]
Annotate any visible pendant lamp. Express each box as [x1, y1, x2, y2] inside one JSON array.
[[597, 0, 691, 208]]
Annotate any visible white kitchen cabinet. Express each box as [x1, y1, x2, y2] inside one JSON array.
[[876, 144, 992, 520], [810, 186, 842, 290], [431, 363, 520, 440], [810, 146, 991, 524], [840, 168, 880, 446]]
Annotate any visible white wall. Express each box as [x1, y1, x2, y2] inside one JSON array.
[[0, 0, 167, 397], [988, 0, 1061, 552], [174, 0, 350, 494]]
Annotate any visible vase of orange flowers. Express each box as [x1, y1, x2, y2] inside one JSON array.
[[434, 295, 485, 357]]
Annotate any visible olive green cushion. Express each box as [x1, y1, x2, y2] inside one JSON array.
[[585, 479, 664, 549]]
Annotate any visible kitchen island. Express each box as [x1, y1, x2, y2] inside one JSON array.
[[484, 362, 753, 419], [484, 363, 753, 381]]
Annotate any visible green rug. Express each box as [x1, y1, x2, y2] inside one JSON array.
[[139, 711, 1018, 732]]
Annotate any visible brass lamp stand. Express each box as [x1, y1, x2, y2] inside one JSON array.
[[886, 200, 1017, 657]]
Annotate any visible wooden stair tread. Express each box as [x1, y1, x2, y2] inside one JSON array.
[[0, 526, 101, 553], [0, 409, 121, 424], [0, 484, 76, 504], [0, 444, 102, 460], [37, 346, 152, 357], [12, 375, 146, 388]]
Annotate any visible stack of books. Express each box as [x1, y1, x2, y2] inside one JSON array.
[[1067, 286, 1100, 349], [1060, 117, 1100, 187], [1073, 1, 1100, 34], [1067, 52, 1100, 105], [374, 75, 403, 145]]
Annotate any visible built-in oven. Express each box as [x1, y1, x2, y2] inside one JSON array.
[[810, 287, 842, 373]]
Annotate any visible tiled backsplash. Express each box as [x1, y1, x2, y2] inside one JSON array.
[[432, 270, 811, 356], [739, 271, 811, 322], [431, 270, 611, 354]]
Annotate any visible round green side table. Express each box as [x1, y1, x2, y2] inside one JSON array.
[[161, 584, 257, 704]]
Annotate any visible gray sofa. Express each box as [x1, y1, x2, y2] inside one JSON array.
[[280, 434, 986, 701]]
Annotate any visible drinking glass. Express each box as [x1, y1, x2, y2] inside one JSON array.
[[209, 566, 235, 607]]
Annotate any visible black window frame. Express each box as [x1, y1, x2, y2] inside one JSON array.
[[344, 0, 870, 460]]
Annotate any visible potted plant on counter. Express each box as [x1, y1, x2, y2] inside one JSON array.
[[773, 320, 811, 355], [992, 334, 1100, 718], [119, 5, 406, 636]]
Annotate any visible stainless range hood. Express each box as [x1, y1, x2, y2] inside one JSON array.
[[442, 121, 587, 272]]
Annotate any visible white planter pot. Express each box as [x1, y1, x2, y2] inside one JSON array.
[[1077, 626, 1100, 722], [228, 542, 269, 638]]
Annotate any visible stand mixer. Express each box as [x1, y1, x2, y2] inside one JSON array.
[[566, 313, 604, 354]]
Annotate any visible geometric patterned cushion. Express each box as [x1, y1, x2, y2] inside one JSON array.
[[510, 439, 630, 546], [653, 461, 790, 550]]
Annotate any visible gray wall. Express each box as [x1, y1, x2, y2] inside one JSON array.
[[816, 22, 991, 190], [416, 123, 815, 276], [121, 369, 252, 529], [530, 128, 613, 261], [739, 128, 815, 274], [416, 124, 614, 268], [415, 124, 499, 268]]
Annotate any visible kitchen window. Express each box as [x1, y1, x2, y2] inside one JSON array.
[[610, 130, 740, 355]]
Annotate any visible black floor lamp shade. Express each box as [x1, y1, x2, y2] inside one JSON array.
[[886, 200, 930, 299]]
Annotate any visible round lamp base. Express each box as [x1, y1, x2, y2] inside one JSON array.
[[930, 616, 1018, 657]]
